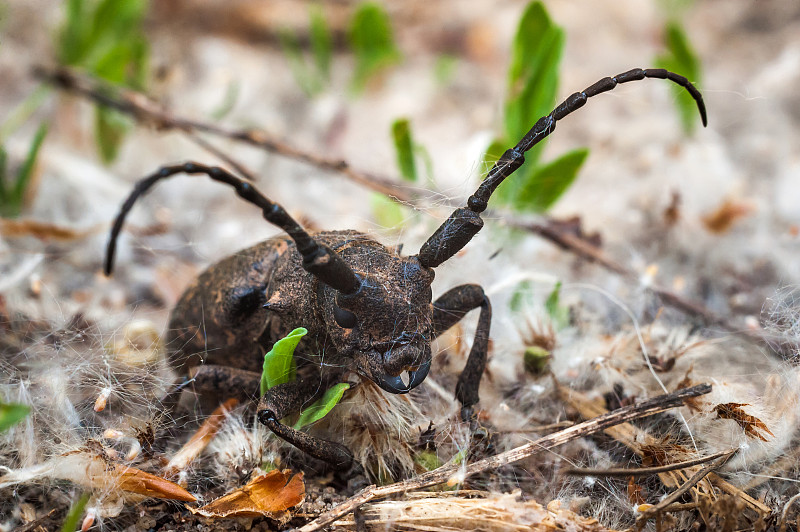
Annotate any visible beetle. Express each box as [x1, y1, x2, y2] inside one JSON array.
[[104, 68, 706, 470]]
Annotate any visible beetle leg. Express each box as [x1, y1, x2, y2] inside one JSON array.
[[188, 364, 262, 402], [258, 378, 354, 470], [431, 284, 492, 420]]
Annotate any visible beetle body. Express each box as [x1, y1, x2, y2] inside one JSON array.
[[106, 67, 707, 470], [169, 231, 436, 392]]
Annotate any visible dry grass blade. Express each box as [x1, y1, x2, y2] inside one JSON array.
[[0, 218, 96, 241], [164, 398, 239, 478], [565, 448, 738, 478], [114, 465, 197, 502], [296, 384, 711, 532]]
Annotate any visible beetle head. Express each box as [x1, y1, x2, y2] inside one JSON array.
[[320, 241, 434, 394]]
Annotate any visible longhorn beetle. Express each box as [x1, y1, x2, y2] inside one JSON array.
[[105, 68, 706, 470]]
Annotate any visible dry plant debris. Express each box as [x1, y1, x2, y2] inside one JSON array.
[[189, 469, 305, 521], [712, 402, 775, 442]]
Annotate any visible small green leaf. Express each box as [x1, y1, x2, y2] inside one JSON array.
[[655, 21, 702, 134], [514, 147, 589, 212], [14, 123, 48, 201], [0, 402, 31, 432], [371, 193, 406, 229], [348, 2, 401, 92], [545, 281, 569, 328], [294, 382, 350, 429], [0, 147, 8, 201], [414, 449, 442, 471], [509, 280, 532, 312], [391, 118, 416, 182], [61, 492, 90, 532], [310, 6, 333, 80], [434, 55, 457, 85], [523, 346, 551, 375], [94, 107, 129, 164], [261, 327, 307, 395]]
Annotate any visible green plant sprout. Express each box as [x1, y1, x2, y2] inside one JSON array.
[[261, 327, 349, 429], [57, 0, 150, 163], [485, 1, 588, 213], [60, 492, 90, 532], [0, 123, 48, 218], [655, 21, 703, 134], [348, 2, 401, 92], [279, 5, 333, 97], [0, 401, 31, 432]]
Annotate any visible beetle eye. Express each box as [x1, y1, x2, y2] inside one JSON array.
[[333, 304, 357, 328]]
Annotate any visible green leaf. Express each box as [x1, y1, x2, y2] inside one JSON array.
[[504, 1, 564, 148], [523, 346, 551, 375], [61, 492, 90, 532], [58, 0, 90, 65], [414, 449, 442, 471], [509, 280, 532, 312], [12, 123, 48, 206], [545, 281, 569, 328], [371, 193, 406, 229], [348, 2, 401, 92], [261, 327, 307, 395], [391, 118, 416, 182], [294, 382, 350, 429], [94, 107, 129, 164], [655, 21, 702, 134], [514, 147, 589, 212], [0, 402, 30, 432], [0, 147, 8, 201], [310, 6, 333, 80]]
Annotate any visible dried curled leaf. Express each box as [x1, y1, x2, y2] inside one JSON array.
[[713, 403, 774, 442], [190, 470, 305, 520], [114, 465, 196, 502]]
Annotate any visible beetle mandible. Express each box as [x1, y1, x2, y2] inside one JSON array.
[[105, 68, 707, 470]]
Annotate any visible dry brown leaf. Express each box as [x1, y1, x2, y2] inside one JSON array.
[[0, 218, 95, 241], [713, 403, 775, 441], [701, 199, 753, 233], [114, 464, 196, 502], [164, 398, 239, 477], [189, 470, 305, 520]]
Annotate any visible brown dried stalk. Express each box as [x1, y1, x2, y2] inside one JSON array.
[[565, 448, 737, 478], [296, 384, 711, 532]]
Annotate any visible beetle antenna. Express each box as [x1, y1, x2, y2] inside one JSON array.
[[417, 67, 707, 268], [105, 162, 362, 294]]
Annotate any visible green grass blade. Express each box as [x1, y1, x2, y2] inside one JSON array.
[[655, 21, 702, 134], [294, 382, 350, 429], [371, 193, 406, 229], [94, 107, 129, 164], [0, 401, 30, 432], [261, 327, 307, 395], [514, 147, 589, 212], [58, 0, 89, 65], [348, 2, 401, 92], [12, 122, 48, 205], [61, 492, 90, 532], [0, 146, 8, 201], [310, 6, 333, 80], [391, 118, 417, 182]]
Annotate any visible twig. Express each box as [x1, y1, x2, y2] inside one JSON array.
[[35, 65, 417, 203], [565, 448, 737, 478], [637, 450, 736, 521], [295, 384, 711, 532]]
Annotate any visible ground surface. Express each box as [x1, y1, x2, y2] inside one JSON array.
[[2, 1, 800, 531]]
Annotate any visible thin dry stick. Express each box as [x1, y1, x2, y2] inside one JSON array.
[[637, 450, 736, 521], [35, 65, 416, 203], [295, 384, 711, 532], [565, 448, 737, 478]]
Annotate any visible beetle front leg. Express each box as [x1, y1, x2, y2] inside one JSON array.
[[431, 284, 492, 420], [257, 379, 354, 470]]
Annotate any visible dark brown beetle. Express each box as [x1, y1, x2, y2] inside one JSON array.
[[105, 68, 707, 470]]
